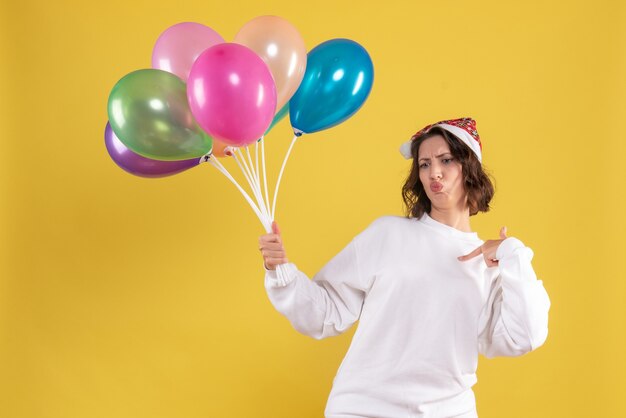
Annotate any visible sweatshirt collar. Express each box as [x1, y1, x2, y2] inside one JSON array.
[[419, 212, 481, 243]]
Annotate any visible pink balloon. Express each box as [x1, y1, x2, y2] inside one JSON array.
[[152, 22, 224, 82], [187, 43, 277, 147]]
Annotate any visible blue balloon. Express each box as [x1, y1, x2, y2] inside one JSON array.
[[289, 38, 374, 135]]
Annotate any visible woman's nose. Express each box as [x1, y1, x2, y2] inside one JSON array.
[[429, 165, 442, 180]]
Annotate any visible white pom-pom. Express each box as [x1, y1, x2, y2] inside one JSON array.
[[399, 140, 413, 159]]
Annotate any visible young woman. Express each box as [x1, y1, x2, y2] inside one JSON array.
[[258, 118, 551, 418]]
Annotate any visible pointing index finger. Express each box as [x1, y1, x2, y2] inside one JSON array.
[[458, 246, 482, 261]]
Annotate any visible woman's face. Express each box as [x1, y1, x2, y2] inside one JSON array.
[[417, 135, 467, 213]]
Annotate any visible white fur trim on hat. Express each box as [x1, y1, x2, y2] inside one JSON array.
[[399, 123, 482, 163], [437, 123, 482, 163]]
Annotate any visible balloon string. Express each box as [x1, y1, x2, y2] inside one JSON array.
[[261, 137, 272, 222], [208, 157, 270, 231], [235, 148, 257, 192], [271, 134, 298, 219], [243, 146, 254, 178], [254, 139, 261, 188], [227, 149, 288, 283], [209, 157, 287, 283], [239, 148, 269, 221], [232, 150, 261, 218], [245, 145, 267, 216], [233, 149, 271, 223], [247, 145, 260, 187], [261, 136, 288, 282], [254, 140, 265, 219]]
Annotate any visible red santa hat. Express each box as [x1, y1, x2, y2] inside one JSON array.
[[399, 117, 483, 163]]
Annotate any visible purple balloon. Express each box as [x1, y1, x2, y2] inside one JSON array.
[[104, 123, 202, 178]]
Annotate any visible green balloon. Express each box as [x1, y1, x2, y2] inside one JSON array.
[[107, 69, 212, 161], [264, 103, 289, 136]]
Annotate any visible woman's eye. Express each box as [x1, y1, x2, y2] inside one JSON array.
[[419, 163, 429, 169], [442, 158, 453, 164]]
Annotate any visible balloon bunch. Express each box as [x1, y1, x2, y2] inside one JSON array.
[[105, 16, 374, 277]]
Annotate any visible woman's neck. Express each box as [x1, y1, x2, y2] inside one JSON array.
[[428, 207, 472, 232]]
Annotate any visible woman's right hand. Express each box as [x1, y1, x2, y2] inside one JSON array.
[[259, 221, 288, 270]]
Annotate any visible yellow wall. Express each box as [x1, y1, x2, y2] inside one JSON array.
[[1, 0, 624, 417]]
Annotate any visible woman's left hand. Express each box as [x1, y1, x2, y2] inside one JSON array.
[[458, 226, 508, 267]]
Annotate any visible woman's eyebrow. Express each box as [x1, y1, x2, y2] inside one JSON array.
[[418, 153, 452, 161]]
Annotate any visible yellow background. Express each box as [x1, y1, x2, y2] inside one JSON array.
[[1, 0, 624, 417]]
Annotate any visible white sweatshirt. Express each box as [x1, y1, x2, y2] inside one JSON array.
[[265, 214, 550, 418]]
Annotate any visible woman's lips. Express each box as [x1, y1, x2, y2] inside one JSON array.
[[430, 182, 443, 192]]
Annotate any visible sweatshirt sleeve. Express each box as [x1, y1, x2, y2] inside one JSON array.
[[264, 229, 376, 340], [478, 237, 551, 358]]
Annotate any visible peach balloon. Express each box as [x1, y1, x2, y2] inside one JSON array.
[[234, 16, 307, 112], [211, 138, 234, 158]]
